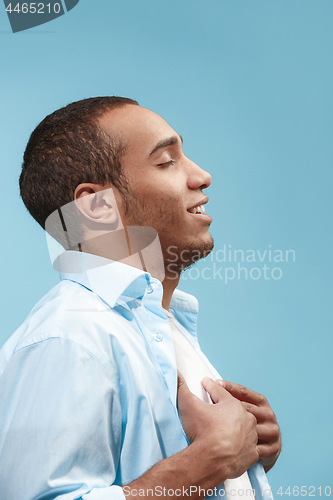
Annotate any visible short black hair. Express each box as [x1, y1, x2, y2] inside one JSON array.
[[19, 96, 138, 231]]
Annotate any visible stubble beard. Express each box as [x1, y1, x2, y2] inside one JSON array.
[[121, 189, 214, 277], [164, 239, 214, 279]]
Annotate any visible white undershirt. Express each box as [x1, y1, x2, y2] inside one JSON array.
[[164, 309, 255, 500]]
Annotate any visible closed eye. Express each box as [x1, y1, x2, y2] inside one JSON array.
[[157, 160, 175, 168]]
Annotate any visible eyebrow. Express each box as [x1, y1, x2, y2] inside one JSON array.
[[149, 134, 183, 157]]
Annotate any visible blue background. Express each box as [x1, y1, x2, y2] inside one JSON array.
[[1, 0, 332, 495]]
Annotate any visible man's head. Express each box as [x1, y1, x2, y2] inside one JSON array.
[[20, 96, 138, 234], [20, 97, 213, 273]]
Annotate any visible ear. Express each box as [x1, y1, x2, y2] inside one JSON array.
[[74, 184, 119, 224]]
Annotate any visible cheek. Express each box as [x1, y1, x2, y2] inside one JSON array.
[[142, 186, 183, 209], [125, 174, 186, 217], [155, 195, 185, 217]]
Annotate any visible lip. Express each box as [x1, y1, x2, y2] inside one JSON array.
[[187, 196, 209, 212], [188, 212, 213, 224], [187, 196, 212, 223]]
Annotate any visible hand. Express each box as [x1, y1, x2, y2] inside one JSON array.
[[216, 380, 281, 473], [177, 372, 259, 481]]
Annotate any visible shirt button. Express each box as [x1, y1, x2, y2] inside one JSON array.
[[154, 333, 163, 342], [146, 284, 153, 294]]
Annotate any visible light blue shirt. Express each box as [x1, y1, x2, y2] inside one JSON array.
[[0, 252, 273, 500]]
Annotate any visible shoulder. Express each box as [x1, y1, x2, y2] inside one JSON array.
[[0, 280, 123, 375]]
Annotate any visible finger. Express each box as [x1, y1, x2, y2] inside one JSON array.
[[177, 370, 194, 397], [201, 377, 231, 404], [256, 442, 281, 465], [241, 402, 276, 423], [217, 380, 267, 406], [177, 371, 202, 411], [257, 422, 281, 443], [177, 370, 186, 390]]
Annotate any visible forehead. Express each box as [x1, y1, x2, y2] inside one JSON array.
[[98, 105, 177, 157]]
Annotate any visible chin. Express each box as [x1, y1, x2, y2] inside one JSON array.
[[187, 235, 214, 262], [163, 234, 214, 274]]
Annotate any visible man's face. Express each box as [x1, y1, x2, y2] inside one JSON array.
[[99, 105, 214, 272]]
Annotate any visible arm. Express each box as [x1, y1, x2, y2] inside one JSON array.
[[123, 374, 259, 500], [0, 338, 123, 500], [213, 379, 281, 473], [0, 341, 258, 500]]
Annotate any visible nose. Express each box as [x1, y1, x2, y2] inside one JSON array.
[[187, 158, 212, 191]]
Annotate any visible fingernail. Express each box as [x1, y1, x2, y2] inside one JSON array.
[[217, 380, 226, 387]]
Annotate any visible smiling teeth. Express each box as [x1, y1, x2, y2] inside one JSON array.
[[189, 205, 205, 214]]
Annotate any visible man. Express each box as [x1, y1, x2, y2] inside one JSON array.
[[0, 97, 281, 500]]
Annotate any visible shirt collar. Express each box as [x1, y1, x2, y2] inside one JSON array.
[[58, 251, 150, 308], [58, 251, 199, 315], [170, 289, 198, 314]]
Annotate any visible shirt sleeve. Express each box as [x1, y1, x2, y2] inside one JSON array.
[[0, 337, 125, 500]]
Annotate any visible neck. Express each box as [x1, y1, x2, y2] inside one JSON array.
[[161, 270, 180, 311], [76, 229, 179, 308]]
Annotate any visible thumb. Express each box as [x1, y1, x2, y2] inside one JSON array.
[[177, 370, 188, 391], [177, 370, 200, 413], [202, 376, 231, 404]]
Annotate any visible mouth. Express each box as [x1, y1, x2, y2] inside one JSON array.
[[187, 197, 208, 215], [187, 204, 206, 215], [187, 198, 212, 223]]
